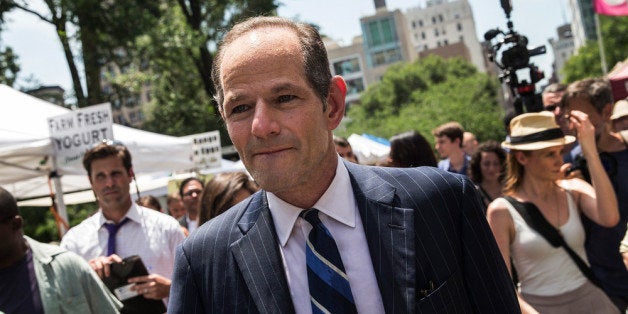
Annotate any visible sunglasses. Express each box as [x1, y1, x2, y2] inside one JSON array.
[[544, 104, 558, 112]]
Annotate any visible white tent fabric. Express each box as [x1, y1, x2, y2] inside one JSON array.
[[0, 84, 196, 202], [347, 133, 390, 165]]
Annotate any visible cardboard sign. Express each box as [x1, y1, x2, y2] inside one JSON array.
[[48, 103, 113, 173], [189, 130, 221, 169]]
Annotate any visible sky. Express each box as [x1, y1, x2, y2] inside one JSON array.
[[1, 0, 571, 93]]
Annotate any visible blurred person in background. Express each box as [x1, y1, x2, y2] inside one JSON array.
[[463, 131, 479, 156], [487, 112, 618, 313], [387, 130, 437, 168], [562, 78, 628, 311], [333, 135, 359, 163], [178, 177, 204, 234], [0, 187, 121, 314], [433, 122, 470, 175], [611, 99, 628, 133], [137, 195, 162, 212], [166, 193, 186, 220], [468, 141, 506, 209], [197, 172, 259, 226]]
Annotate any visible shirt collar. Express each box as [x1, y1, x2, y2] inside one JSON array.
[[98, 202, 142, 226], [268, 157, 357, 247]]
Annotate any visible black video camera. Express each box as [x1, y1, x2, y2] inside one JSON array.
[[484, 0, 546, 115]]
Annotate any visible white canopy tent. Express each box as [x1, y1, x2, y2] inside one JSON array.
[[0, 84, 196, 204]]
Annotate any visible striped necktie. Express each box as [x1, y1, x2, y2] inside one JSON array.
[[300, 208, 357, 314], [103, 217, 130, 256]]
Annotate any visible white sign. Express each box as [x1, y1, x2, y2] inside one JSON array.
[[48, 103, 114, 173], [190, 130, 221, 169]]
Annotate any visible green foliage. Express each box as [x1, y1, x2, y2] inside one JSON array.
[[344, 55, 505, 146], [21, 202, 98, 243], [562, 15, 628, 82], [110, 4, 222, 137], [0, 45, 19, 86]]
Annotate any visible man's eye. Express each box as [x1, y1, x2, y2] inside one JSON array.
[[231, 105, 250, 114], [277, 95, 296, 103]]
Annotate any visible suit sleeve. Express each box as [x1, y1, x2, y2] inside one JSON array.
[[459, 177, 521, 312], [168, 244, 205, 313]]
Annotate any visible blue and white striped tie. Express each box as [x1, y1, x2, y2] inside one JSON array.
[[301, 208, 357, 314]]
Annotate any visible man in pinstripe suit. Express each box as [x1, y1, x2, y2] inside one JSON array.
[[168, 16, 520, 313]]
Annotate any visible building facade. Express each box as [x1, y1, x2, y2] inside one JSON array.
[[548, 24, 575, 83], [405, 0, 486, 73], [569, 0, 596, 50]]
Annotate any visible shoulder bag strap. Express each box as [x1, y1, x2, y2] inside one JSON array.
[[502, 195, 602, 288]]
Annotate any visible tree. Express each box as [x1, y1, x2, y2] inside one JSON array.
[[0, 45, 19, 86], [0, 0, 160, 107], [343, 55, 505, 146], [562, 15, 628, 82], [175, 0, 278, 114]]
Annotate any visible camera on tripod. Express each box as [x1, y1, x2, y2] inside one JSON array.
[[484, 0, 547, 115]]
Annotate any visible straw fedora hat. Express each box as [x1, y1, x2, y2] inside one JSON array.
[[610, 99, 628, 121], [502, 111, 575, 150]]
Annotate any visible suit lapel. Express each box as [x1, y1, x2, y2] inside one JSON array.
[[230, 192, 294, 313], [345, 161, 416, 313]]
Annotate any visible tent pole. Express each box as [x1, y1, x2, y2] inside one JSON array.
[[50, 156, 70, 236]]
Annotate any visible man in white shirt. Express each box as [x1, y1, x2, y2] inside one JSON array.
[[61, 141, 185, 302], [177, 177, 203, 233]]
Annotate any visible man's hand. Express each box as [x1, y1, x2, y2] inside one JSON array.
[[128, 274, 171, 300], [88, 254, 122, 278]]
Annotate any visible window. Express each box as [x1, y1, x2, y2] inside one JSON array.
[[419, 20, 423, 27], [444, 39, 449, 45], [371, 48, 402, 66], [457, 23, 462, 31], [421, 31, 426, 39], [434, 28, 439, 36], [432, 16, 436, 24], [333, 58, 361, 76], [345, 78, 365, 95], [424, 44, 428, 50], [442, 28, 446, 35], [459, 35, 464, 42], [365, 17, 397, 47], [437, 41, 441, 47], [412, 21, 416, 28], [439, 14, 443, 22]]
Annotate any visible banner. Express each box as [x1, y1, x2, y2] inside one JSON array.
[[593, 0, 628, 16], [48, 103, 114, 173]]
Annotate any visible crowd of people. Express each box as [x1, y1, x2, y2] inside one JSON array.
[[1, 15, 627, 314]]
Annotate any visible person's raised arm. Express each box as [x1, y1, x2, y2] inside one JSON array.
[[567, 110, 619, 227]]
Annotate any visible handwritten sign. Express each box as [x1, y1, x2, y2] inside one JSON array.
[[48, 103, 113, 173], [189, 130, 221, 169]]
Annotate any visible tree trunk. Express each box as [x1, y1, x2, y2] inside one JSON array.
[[78, 16, 103, 107]]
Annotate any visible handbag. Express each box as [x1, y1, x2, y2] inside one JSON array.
[[502, 195, 602, 288]]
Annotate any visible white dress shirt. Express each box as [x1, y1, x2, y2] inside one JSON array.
[[60, 203, 185, 280], [267, 157, 385, 314]]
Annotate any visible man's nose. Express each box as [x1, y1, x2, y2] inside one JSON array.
[[251, 102, 280, 138]]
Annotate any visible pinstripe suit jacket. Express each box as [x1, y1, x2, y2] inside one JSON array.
[[168, 162, 520, 313]]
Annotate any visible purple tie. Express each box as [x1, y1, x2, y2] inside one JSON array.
[[103, 218, 130, 256]]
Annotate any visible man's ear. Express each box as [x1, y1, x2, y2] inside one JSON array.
[[325, 76, 347, 130], [602, 103, 613, 121], [129, 168, 136, 180]]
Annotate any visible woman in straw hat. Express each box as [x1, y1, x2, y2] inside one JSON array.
[[486, 111, 619, 313]]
